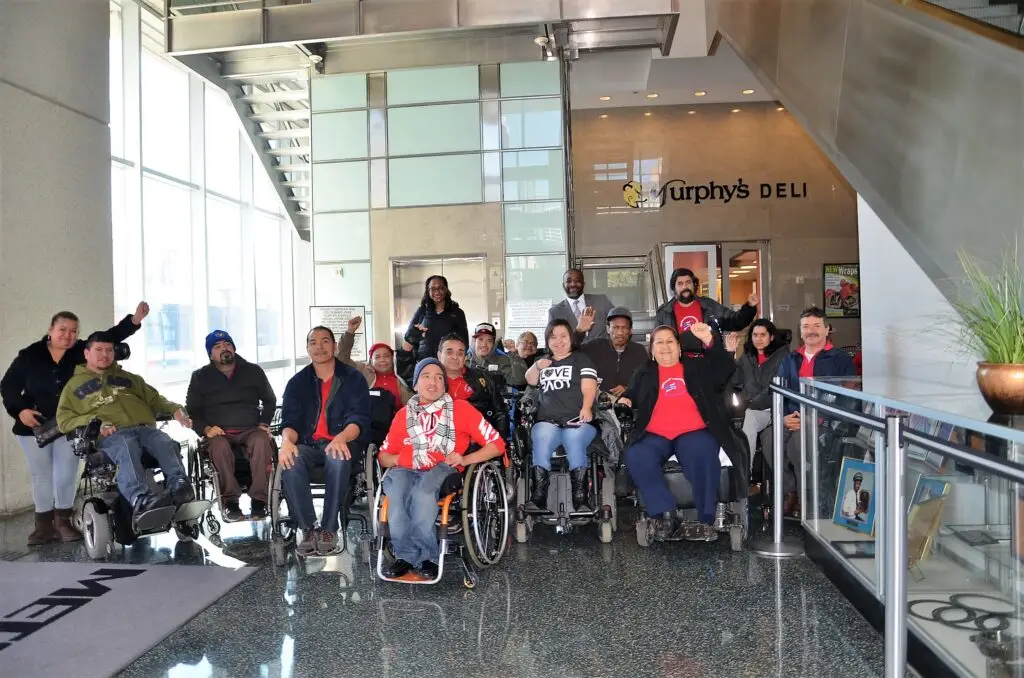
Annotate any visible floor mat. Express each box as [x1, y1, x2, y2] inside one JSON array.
[[0, 561, 257, 678]]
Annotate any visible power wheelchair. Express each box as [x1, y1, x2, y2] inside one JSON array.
[[70, 417, 211, 560], [512, 391, 619, 544]]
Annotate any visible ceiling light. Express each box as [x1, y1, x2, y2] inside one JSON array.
[[599, 96, 611, 101], [729, 273, 739, 278], [645, 93, 659, 99], [740, 264, 757, 270], [777, 106, 785, 111], [599, 114, 608, 119], [694, 90, 707, 97], [687, 110, 696, 115], [731, 108, 741, 113], [741, 89, 755, 95], [644, 112, 652, 117]]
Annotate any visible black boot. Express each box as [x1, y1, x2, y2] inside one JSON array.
[[529, 467, 549, 511], [655, 511, 677, 540], [570, 467, 589, 511]]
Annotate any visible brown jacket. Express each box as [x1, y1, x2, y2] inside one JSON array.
[[335, 331, 412, 405]]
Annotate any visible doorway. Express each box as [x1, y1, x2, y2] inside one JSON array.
[[720, 242, 771, 319], [391, 257, 487, 346]]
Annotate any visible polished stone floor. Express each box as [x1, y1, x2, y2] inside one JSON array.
[[0, 508, 888, 678]]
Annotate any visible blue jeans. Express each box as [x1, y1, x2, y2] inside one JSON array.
[[383, 464, 456, 566], [626, 429, 721, 523], [17, 436, 80, 511], [97, 426, 187, 505], [280, 442, 356, 532], [531, 422, 596, 471]]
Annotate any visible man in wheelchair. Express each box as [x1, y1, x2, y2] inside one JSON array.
[[57, 332, 194, 518], [437, 334, 509, 439], [377, 358, 505, 579]]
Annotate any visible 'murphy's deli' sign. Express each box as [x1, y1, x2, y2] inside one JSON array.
[[623, 178, 808, 208]]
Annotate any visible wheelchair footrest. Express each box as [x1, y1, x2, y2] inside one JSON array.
[[173, 500, 211, 523]]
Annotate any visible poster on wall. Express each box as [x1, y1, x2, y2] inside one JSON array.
[[309, 305, 365, 360], [823, 263, 860, 318]]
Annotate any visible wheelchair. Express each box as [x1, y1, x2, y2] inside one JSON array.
[[512, 392, 618, 544], [372, 456, 511, 589], [70, 417, 212, 560]]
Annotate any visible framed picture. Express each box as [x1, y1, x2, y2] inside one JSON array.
[[823, 263, 860, 318], [910, 476, 952, 507], [831, 540, 876, 559], [833, 457, 876, 534]]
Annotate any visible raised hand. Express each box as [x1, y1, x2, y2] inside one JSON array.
[[348, 315, 362, 333], [689, 322, 714, 346]]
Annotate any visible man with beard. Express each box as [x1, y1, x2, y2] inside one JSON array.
[[548, 268, 615, 341], [186, 330, 277, 521], [655, 267, 759, 335]]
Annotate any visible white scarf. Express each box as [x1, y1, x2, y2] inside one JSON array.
[[405, 393, 456, 469]]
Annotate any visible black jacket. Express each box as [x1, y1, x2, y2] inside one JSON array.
[[456, 367, 509, 438], [731, 344, 791, 411], [1, 315, 140, 436], [623, 333, 749, 499], [654, 297, 757, 334], [185, 356, 277, 436], [578, 339, 649, 392], [281, 359, 372, 446], [778, 346, 856, 414], [404, 302, 469, 362]]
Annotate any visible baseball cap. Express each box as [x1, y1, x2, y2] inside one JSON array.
[[473, 322, 497, 338], [607, 306, 633, 323], [853, 472, 863, 481]]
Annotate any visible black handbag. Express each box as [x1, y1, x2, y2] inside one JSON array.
[[32, 418, 62, 447]]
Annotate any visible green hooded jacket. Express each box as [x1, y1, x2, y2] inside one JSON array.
[[57, 363, 180, 433]]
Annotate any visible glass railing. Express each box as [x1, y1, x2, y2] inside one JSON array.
[[759, 376, 1024, 677], [915, 0, 1024, 37]]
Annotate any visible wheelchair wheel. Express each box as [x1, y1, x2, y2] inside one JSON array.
[[364, 445, 377, 504], [462, 461, 510, 569], [599, 520, 613, 544], [83, 501, 113, 559], [174, 521, 200, 543], [635, 517, 650, 548]]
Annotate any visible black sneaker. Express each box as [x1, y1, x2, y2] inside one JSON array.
[[168, 478, 196, 505], [224, 503, 243, 521], [249, 500, 267, 520], [419, 561, 439, 579], [386, 559, 415, 578], [133, 492, 172, 518], [296, 530, 317, 557]]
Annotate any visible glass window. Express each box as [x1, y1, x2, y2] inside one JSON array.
[[204, 86, 241, 197], [110, 163, 134, 321], [206, 197, 247, 348], [254, 158, 282, 214], [109, 6, 124, 158], [141, 49, 190, 179], [313, 262, 372, 307], [313, 212, 370, 262], [387, 103, 481, 156], [312, 161, 368, 212], [255, 214, 287, 362], [311, 73, 367, 111], [505, 253, 566, 346], [292, 235, 313, 358], [503, 202, 566, 254], [312, 110, 368, 162], [387, 66, 479, 106], [500, 61, 560, 97], [142, 176, 194, 379], [389, 154, 482, 207], [501, 98, 561, 149], [502, 150, 564, 201]]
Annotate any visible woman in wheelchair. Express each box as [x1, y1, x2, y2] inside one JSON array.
[[619, 323, 745, 542], [525, 319, 598, 512], [377, 358, 505, 580]]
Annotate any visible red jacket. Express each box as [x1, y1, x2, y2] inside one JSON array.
[[379, 399, 505, 471]]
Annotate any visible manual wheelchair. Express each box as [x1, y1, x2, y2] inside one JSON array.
[[372, 456, 511, 589], [70, 417, 211, 560]]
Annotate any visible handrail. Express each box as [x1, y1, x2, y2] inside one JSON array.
[[770, 381, 1024, 486], [901, 0, 1024, 48]]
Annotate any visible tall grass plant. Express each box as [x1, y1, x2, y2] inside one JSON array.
[[953, 247, 1024, 364]]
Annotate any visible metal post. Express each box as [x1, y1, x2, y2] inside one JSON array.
[[751, 378, 803, 558], [884, 415, 907, 678]]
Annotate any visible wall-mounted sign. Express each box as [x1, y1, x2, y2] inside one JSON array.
[[623, 178, 808, 208], [309, 305, 366, 360], [823, 264, 860, 318]]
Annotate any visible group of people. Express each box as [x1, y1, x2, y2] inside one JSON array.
[[1, 262, 855, 567]]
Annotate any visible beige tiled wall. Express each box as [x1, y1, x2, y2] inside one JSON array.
[[571, 101, 861, 346], [369, 203, 505, 343]]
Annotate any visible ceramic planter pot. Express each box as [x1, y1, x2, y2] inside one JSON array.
[[976, 363, 1024, 415]]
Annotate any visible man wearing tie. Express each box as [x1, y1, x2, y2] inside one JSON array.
[[547, 268, 615, 342]]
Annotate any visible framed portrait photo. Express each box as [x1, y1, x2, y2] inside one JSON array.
[[833, 457, 876, 534]]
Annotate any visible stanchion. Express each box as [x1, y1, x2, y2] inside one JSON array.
[[751, 378, 803, 558], [883, 415, 907, 678]]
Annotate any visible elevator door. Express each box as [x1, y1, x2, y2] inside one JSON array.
[[392, 257, 487, 346]]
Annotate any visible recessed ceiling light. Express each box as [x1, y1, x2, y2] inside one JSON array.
[[694, 90, 707, 97], [741, 89, 755, 95], [731, 108, 741, 113], [644, 112, 652, 117], [777, 106, 785, 111], [740, 264, 758, 270], [599, 96, 611, 101], [687, 110, 696, 115], [645, 93, 659, 99], [599, 114, 608, 119]]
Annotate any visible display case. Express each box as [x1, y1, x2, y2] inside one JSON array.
[[795, 376, 1024, 678]]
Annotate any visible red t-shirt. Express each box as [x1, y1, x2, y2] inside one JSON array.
[[447, 371, 476, 401], [379, 400, 506, 471], [757, 353, 768, 365], [645, 363, 706, 440], [797, 343, 833, 380], [673, 301, 703, 333], [374, 371, 401, 407], [312, 376, 334, 442]]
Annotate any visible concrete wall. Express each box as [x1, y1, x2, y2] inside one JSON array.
[[571, 101, 861, 346], [0, 0, 112, 513]]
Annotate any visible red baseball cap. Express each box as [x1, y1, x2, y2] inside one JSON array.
[[367, 343, 393, 359]]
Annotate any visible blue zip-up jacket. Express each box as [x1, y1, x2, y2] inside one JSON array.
[[281, 359, 372, 445], [777, 346, 856, 414]]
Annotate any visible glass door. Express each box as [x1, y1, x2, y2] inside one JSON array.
[[720, 241, 771, 320], [662, 244, 720, 302]]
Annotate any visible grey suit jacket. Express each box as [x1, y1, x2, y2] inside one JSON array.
[[547, 293, 615, 341]]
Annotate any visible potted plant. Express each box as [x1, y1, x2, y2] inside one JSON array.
[[954, 248, 1024, 415]]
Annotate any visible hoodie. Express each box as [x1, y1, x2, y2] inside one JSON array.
[[57, 363, 180, 433]]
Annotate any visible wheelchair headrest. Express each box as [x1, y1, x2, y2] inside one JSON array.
[[114, 342, 131, 361], [777, 329, 793, 347]]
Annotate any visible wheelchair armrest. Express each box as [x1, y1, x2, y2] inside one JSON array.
[[70, 418, 102, 457]]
